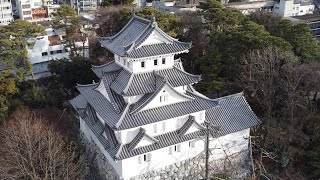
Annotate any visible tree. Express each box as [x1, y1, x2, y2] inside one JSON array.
[[48, 58, 98, 96], [100, 0, 133, 6], [0, 20, 44, 122], [250, 13, 320, 62], [0, 108, 84, 180], [176, 11, 209, 74], [249, 11, 282, 32], [52, 4, 85, 58], [197, 0, 292, 96]]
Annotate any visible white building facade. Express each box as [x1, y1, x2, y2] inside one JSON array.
[[273, 0, 314, 17], [0, 0, 13, 25], [224, 0, 314, 17], [15, 0, 59, 21], [70, 14, 260, 179], [27, 28, 89, 79]]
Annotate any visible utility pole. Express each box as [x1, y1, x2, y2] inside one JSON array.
[[205, 121, 210, 180]]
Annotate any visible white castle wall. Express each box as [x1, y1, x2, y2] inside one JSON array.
[[80, 115, 251, 179], [117, 110, 205, 144]]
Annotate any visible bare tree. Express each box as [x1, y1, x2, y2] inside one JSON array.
[[0, 108, 84, 180]]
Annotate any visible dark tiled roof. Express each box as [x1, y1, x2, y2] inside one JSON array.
[[75, 83, 124, 128], [118, 91, 218, 130], [127, 128, 159, 151], [99, 14, 191, 58], [92, 61, 122, 78], [206, 93, 261, 137], [73, 91, 260, 160], [108, 67, 201, 96]]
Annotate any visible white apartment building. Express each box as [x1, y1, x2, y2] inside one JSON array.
[[71, 0, 98, 14], [0, 0, 13, 25], [70, 14, 260, 179], [27, 28, 89, 79], [273, 0, 314, 17], [224, 0, 314, 17], [15, 0, 59, 21]]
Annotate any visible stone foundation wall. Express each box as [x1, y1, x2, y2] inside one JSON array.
[[81, 131, 251, 180]]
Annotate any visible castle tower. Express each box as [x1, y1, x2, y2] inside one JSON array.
[[70, 14, 259, 180]]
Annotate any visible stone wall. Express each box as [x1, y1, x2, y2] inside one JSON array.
[[81, 132, 251, 180]]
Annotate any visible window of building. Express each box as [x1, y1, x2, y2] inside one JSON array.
[[162, 58, 166, 64], [154, 59, 158, 66], [141, 61, 145, 68], [154, 124, 158, 133], [23, 11, 31, 15], [138, 154, 151, 164], [42, 52, 48, 56], [50, 51, 54, 55], [57, 50, 62, 54], [22, 5, 30, 8], [189, 140, 195, 148], [162, 122, 166, 131], [127, 61, 130, 68]]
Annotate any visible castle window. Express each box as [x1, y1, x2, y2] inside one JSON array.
[[162, 58, 166, 64], [141, 61, 145, 68], [189, 140, 195, 148], [162, 122, 166, 131], [42, 52, 48, 56], [144, 154, 147, 161], [154, 59, 158, 66], [154, 124, 158, 133]]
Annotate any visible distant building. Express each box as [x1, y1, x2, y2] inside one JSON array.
[[0, 0, 14, 25], [287, 14, 320, 44], [224, 0, 314, 17], [131, 0, 202, 13], [15, 0, 60, 21], [70, 14, 260, 180], [146, 0, 200, 13], [70, 0, 98, 14], [27, 28, 89, 79], [273, 0, 314, 17]]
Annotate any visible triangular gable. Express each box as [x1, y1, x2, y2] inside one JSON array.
[[136, 28, 173, 48], [177, 115, 205, 136], [131, 79, 194, 114], [94, 80, 110, 101], [128, 128, 159, 150]]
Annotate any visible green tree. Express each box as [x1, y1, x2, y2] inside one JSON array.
[[250, 14, 320, 62], [52, 4, 84, 58], [0, 20, 44, 122], [48, 58, 98, 95]]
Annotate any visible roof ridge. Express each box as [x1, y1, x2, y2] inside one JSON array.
[[122, 72, 135, 94], [213, 92, 244, 101], [173, 66, 201, 79], [114, 103, 130, 129], [76, 82, 99, 88], [91, 60, 115, 68], [186, 90, 219, 103], [130, 80, 167, 114]]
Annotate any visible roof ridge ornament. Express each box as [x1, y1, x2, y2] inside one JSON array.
[[151, 15, 157, 28]]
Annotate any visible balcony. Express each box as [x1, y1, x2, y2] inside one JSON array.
[[80, 6, 96, 11]]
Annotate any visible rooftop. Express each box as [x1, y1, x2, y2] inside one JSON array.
[[99, 14, 192, 58]]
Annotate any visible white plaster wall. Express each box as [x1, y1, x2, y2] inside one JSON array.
[[115, 55, 176, 73], [119, 110, 205, 144], [140, 85, 189, 111], [120, 128, 250, 179], [208, 128, 250, 160], [121, 138, 205, 179], [138, 30, 172, 47], [79, 117, 124, 177]]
